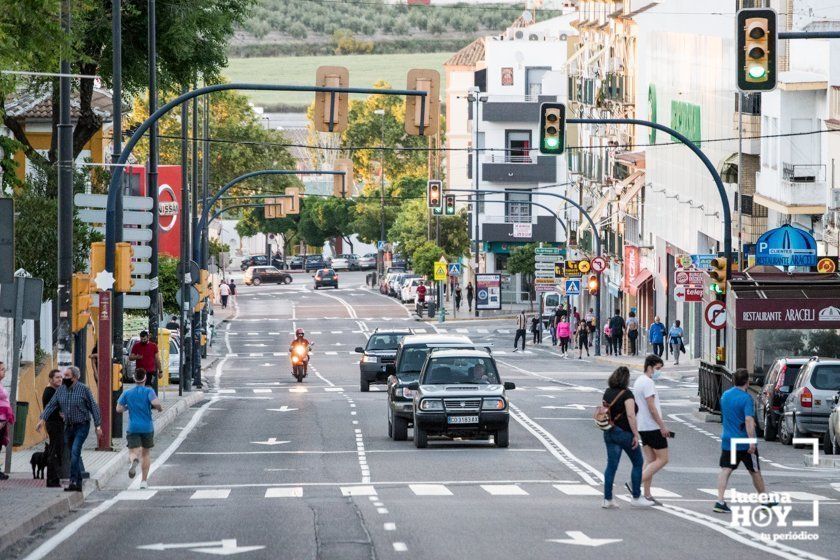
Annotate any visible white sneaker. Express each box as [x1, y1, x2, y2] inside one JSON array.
[[602, 499, 619, 509], [631, 496, 656, 507], [139, 481, 149, 489]]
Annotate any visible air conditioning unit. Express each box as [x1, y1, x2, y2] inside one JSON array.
[[529, 33, 540, 41], [559, 33, 569, 41], [515, 30, 525, 40]]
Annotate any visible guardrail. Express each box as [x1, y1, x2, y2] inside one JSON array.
[[699, 361, 732, 414]]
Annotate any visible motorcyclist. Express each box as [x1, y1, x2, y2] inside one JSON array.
[[289, 328, 312, 374]]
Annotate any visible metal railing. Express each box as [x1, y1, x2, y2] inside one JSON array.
[[485, 153, 536, 164], [782, 163, 825, 183], [699, 361, 733, 414]]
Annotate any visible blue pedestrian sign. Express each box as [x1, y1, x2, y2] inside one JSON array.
[[565, 279, 581, 295], [377, 240, 385, 250], [448, 263, 462, 276]]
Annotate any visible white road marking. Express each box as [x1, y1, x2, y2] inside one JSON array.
[[481, 484, 529, 496], [340, 485, 377, 496], [377, 507, 389, 514], [409, 484, 453, 496], [289, 387, 308, 393], [115, 489, 157, 500], [553, 484, 601, 496], [265, 487, 304, 498], [384, 523, 396, 531], [252, 388, 272, 394], [190, 489, 231, 500], [393, 542, 408, 552]]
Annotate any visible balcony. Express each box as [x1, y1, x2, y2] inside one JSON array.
[[481, 215, 558, 243], [482, 95, 559, 123], [755, 163, 828, 215], [482, 153, 558, 183], [782, 163, 825, 183]]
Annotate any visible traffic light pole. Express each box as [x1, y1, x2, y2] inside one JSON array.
[[191, 85, 202, 388]]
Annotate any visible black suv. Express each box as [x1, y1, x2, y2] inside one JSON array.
[[240, 255, 268, 270], [355, 328, 413, 392], [755, 357, 809, 441], [386, 334, 481, 441]]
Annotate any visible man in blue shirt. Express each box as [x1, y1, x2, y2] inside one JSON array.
[[714, 368, 773, 513], [117, 368, 162, 489], [647, 316, 665, 357]]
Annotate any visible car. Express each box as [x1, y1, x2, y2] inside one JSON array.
[[358, 253, 377, 270], [389, 273, 409, 297], [270, 256, 288, 270], [404, 348, 514, 448], [243, 265, 293, 286], [240, 255, 268, 270], [754, 357, 809, 441], [401, 278, 424, 303], [826, 392, 840, 455], [331, 254, 358, 271], [313, 268, 339, 289], [779, 357, 840, 446], [355, 328, 413, 392], [397, 275, 420, 302], [386, 334, 483, 441], [167, 337, 182, 383], [305, 255, 327, 272], [123, 335, 180, 384], [288, 256, 304, 270], [391, 255, 407, 269]]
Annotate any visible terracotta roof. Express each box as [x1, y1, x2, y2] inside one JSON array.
[[509, 15, 534, 29], [445, 37, 485, 68], [4, 86, 114, 122]]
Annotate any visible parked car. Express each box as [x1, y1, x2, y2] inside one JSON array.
[[391, 254, 407, 269], [826, 393, 840, 455], [386, 334, 480, 441], [313, 268, 339, 289], [240, 255, 268, 270], [405, 348, 514, 448], [331, 254, 359, 271], [389, 273, 409, 297], [305, 255, 327, 272], [123, 336, 181, 383], [270, 256, 288, 270], [288, 256, 304, 270], [401, 278, 424, 303], [243, 265, 293, 286], [754, 357, 809, 441], [358, 253, 377, 270], [779, 357, 840, 446], [355, 328, 413, 392]]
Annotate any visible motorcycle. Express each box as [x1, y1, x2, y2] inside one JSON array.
[[289, 342, 311, 382]]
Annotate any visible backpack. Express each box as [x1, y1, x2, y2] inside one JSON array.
[[593, 389, 627, 431]]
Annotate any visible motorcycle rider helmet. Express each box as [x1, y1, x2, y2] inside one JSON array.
[[295, 328, 305, 339]]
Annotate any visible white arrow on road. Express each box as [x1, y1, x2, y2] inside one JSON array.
[[547, 531, 622, 547], [138, 539, 265, 555], [541, 404, 591, 410], [266, 406, 298, 412], [251, 438, 290, 446]]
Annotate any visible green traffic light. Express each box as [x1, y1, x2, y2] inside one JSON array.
[[544, 137, 560, 149], [748, 64, 767, 79]]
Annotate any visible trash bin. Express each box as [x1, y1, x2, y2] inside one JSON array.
[[427, 302, 436, 318], [371, 272, 377, 286], [13, 401, 28, 447]]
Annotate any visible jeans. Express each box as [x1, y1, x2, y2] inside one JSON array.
[[514, 329, 526, 350], [532, 331, 542, 344], [628, 332, 638, 355], [611, 334, 623, 355], [670, 340, 681, 364], [603, 426, 643, 500], [652, 342, 664, 357], [65, 421, 90, 487]]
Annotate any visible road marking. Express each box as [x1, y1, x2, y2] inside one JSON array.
[[266, 406, 298, 412], [289, 387, 308, 393], [377, 507, 389, 514], [115, 489, 157, 500], [251, 438, 290, 446], [409, 484, 453, 496], [340, 485, 377, 496], [547, 531, 622, 548], [252, 388, 272, 394], [137, 539, 264, 555], [190, 489, 231, 500], [393, 542, 408, 552], [384, 523, 396, 531], [481, 484, 529, 496], [216, 389, 236, 394], [553, 484, 601, 496], [324, 387, 344, 392], [265, 487, 303, 498], [325, 351, 338, 355]]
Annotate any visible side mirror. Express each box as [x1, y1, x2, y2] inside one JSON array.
[[504, 381, 516, 391], [355, 346, 365, 353], [407, 381, 420, 391]]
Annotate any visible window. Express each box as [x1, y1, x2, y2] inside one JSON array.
[[525, 67, 550, 97], [505, 130, 532, 162], [422, 357, 500, 385], [505, 191, 531, 223]]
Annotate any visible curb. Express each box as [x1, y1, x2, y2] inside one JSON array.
[[592, 356, 696, 382]]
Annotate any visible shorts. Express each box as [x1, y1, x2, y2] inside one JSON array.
[[127, 432, 155, 449], [639, 429, 669, 450], [720, 448, 760, 472]]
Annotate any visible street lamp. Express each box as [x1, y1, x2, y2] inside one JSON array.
[[374, 108, 386, 275]]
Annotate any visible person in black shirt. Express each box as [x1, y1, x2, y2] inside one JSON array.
[[608, 309, 625, 355], [42, 369, 65, 487], [601, 366, 654, 508]]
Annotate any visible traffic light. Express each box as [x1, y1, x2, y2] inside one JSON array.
[[285, 186, 301, 214], [405, 69, 440, 136], [427, 180, 442, 210], [539, 102, 566, 155], [71, 273, 92, 333], [314, 66, 350, 133], [444, 194, 456, 215], [114, 242, 134, 293], [587, 274, 599, 295], [90, 241, 105, 279], [264, 198, 284, 219], [194, 269, 210, 312], [709, 257, 728, 295], [737, 8, 777, 92], [333, 159, 354, 198]]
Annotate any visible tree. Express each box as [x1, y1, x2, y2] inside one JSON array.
[[236, 207, 301, 255], [807, 330, 840, 358], [389, 199, 428, 262], [158, 256, 180, 316], [295, 197, 357, 252], [438, 210, 471, 259], [0, 0, 253, 175], [508, 243, 537, 310], [412, 241, 445, 278]]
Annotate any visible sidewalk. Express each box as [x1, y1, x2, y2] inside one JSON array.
[[593, 352, 701, 380]]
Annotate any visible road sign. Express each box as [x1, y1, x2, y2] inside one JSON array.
[[563, 260, 582, 277], [377, 240, 385, 250], [674, 267, 705, 286], [676, 254, 693, 268], [817, 257, 837, 273], [565, 279, 581, 295], [590, 256, 607, 273], [578, 260, 591, 274], [433, 261, 447, 281], [691, 254, 717, 271], [448, 263, 462, 276], [0, 276, 44, 320], [476, 273, 501, 310], [78, 209, 153, 226], [74, 193, 153, 211], [705, 301, 727, 330], [535, 247, 561, 255], [674, 285, 703, 303], [175, 285, 200, 309]]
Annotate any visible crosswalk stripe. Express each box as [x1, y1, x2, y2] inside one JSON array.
[[216, 389, 236, 394], [116, 489, 157, 500], [249, 352, 263, 357], [289, 387, 308, 393], [477, 329, 489, 334], [553, 484, 601, 496], [480, 484, 528, 496], [437, 329, 448, 333], [456, 328, 469, 333], [649, 487, 682, 498], [324, 387, 344, 392], [409, 484, 453, 496], [414, 329, 427, 333], [265, 487, 303, 498], [252, 389, 272, 394], [340, 485, 377, 497], [325, 351, 338, 355], [190, 489, 231, 500]]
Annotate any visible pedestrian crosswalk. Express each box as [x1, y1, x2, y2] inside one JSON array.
[[207, 384, 607, 395]]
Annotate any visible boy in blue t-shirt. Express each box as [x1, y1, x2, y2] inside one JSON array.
[[714, 368, 774, 513], [116, 368, 162, 488]]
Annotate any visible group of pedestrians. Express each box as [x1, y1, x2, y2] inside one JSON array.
[[219, 278, 237, 309], [514, 306, 596, 359]]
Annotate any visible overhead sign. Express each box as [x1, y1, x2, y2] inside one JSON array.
[[476, 274, 502, 310], [705, 301, 727, 330], [565, 279, 581, 295], [674, 267, 705, 286], [734, 299, 840, 329], [755, 224, 817, 267], [511, 223, 533, 239], [674, 285, 703, 303], [590, 256, 607, 273]]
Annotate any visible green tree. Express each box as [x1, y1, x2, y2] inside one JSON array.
[[508, 243, 537, 310], [236, 207, 301, 255], [807, 330, 840, 358], [438, 210, 471, 259], [412, 241, 445, 278], [208, 238, 230, 263], [157, 256, 180, 316], [389, 199, 428, 262]]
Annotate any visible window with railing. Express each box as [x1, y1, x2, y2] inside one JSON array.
[[735, 92, 761, 115], [505, 130, 532, 163], [782, 163, 825, 183], [505, 191, 531, 223]]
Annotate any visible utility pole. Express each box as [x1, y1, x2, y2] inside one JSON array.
[[147, 0, 160, 342], [191, 81, 202, 388], [375, 108, 386, 275], [110, 0, 124, 436], [178, 86, 190, 394], [470, 88, 482, 318], [56, 0, 74, 372], [201, 89, 210, 358]]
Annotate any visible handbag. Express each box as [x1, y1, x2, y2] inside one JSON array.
[[594, 389, 627, 431]]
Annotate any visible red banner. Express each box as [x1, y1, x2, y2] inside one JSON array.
[[623, 245, 640, 291], [127, 165, 183, 258]]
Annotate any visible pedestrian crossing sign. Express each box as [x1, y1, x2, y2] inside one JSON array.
[[448, 263, 462, 276], [565, 279, 581, 295]]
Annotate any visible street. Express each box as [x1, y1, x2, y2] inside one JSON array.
[[9, 272, 840, 560]]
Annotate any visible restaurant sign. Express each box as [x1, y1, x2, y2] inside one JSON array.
[[755, 224, 817, 267], [734, 299, 840, 329]]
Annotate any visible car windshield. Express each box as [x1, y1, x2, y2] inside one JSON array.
[[782, 365, 802, 387], [398, 347, 432, 374], [422, 357, 499, 385], [811, 365, 840, 390], [367, 333, 403, 351]]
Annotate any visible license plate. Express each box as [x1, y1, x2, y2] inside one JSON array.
[[447, 415, 479, 424]]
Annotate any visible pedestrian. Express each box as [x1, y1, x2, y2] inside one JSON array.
[[669, 320, 685, 365], [577, 321, 590, 359], [228, 279, 237, 304], [41, 369, 65, 487], [466, 282, 474, 311], [416, 282, 427, 315], [556, 314, 571, 358], [0, 361, 14, 480], [585, 307, 596, 346], [609, 309, 625, 356], [600, 366, 655, 509], [514, 311, 527, 352], [714, 368, 776, 513], [571, 307, 580, 349], [129, 331, 162, 393], [116, 368, 163, 489], [648, 316, 666, 357], [36, 366, 103, 492], [165, 314, 179, 331], [219, 280, 230, 309], [603, 324, 613, 355], [454, 283, 462, 311], [626, 311, 639, 356], [633, 354, 669, 503], [531, 315, 542, 344], [549, 310, 560, 346]]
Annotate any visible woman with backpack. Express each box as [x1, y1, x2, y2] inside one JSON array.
[[597, 366, 654, 509]]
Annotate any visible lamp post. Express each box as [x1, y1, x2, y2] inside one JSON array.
[[374, 108, 386, 275]]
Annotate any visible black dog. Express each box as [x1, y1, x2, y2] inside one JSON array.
[[30, 443, 50, 479]]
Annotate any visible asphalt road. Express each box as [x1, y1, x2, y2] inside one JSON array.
[[12, 271, 840, 560]]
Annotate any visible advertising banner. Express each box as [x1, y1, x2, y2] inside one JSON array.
[[734, 299, 840, 329], [476, 274, 502, 310], [755, 224, 817, 267], [623, 245, 640, 291], [130, 164, 183, 258]]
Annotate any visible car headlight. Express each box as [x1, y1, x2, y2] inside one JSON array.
[[401, 388, 416, 399], [419, 399, 443, 411], [362, 355, 379, 363], [482, 398, 506, 410]]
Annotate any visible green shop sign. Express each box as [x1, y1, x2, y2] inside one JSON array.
[[670, 100, 701, 147], [648, 84, 657, 144]]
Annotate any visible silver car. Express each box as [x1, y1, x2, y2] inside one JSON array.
[[826, 392, 840, 455], [779, 357, 840, 446]]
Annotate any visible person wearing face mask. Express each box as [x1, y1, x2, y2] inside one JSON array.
[[36, 366, 102, 492], [631, 354, 669, 503]]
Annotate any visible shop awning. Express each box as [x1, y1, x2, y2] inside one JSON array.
[[618, 170, 645, 212], [627, 268, 653, 296]]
